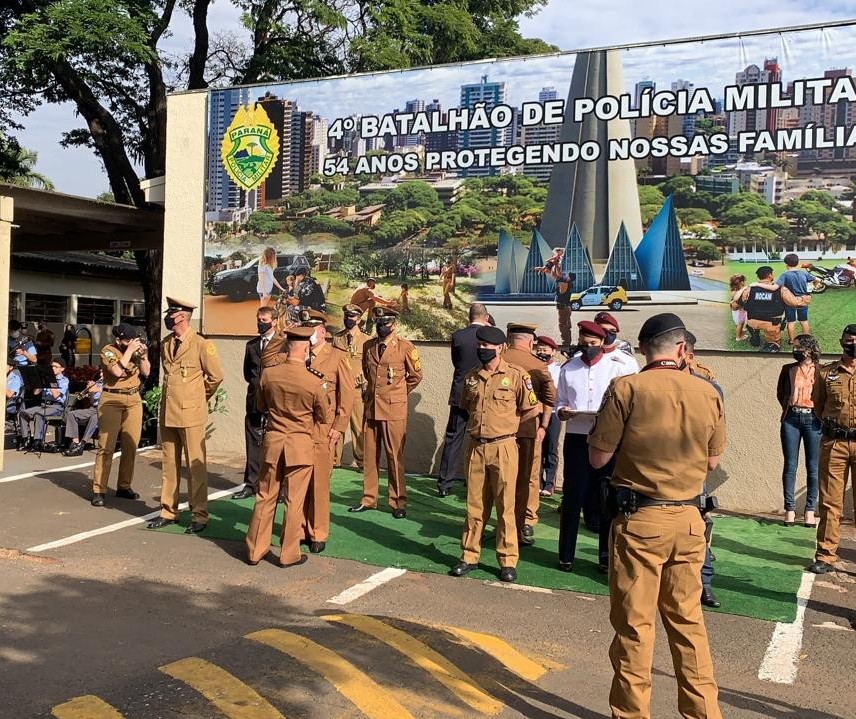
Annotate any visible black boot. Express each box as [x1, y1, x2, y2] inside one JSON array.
[[16, 437, 31, 452]]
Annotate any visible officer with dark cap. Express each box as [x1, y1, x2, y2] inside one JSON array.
[[808, 323, 856, 574], [588, 312, 725, 719], [147, 297, 224, 533], [91, 322, 151, 507], [450, 324, 538, 583]]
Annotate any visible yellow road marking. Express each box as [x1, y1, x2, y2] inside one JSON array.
[[159, 657, 284, 719], [430, 624, 557, 680], [322, 614, 503, 715], [51, 695, 124, 719], [247, 628, 414, 719]]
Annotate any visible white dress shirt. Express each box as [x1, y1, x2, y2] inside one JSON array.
[[546, 360, 562, 415], [556, 352, 639, 434]]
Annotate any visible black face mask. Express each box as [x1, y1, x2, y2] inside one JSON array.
[[792, 351, 807, 363], [344, 317, 358, 330], [477, 348, 497, 365], [164, 316, 176, 331], [604, 331, 617, 346], [377, 323, 393, 338], [678, 358, 689, 371], [843, 343, 856, 358], [535, 352, 552, 363], [257, 321, 273, 335], [581, 346, 602, 362]]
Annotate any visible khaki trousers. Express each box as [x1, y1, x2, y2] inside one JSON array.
[[159, 424, 208, 523], [334, 394, 365, 468], [557, 305, 572, 346], [515, 436, 542, 534], [362, 417, 407, 509], [304, 441, 333, 542], [609, 506, 721, 719], [747, 318, 781, 346], [92, 395, 142, 494], [461, 438, 519, 568], [245, 457, 312, 565], [815, 437, 856, 564]]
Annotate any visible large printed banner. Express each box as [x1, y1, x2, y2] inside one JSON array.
[[203, 23, 856, 352]]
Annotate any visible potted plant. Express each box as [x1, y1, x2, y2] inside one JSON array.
[[142, 386, 229, 443]]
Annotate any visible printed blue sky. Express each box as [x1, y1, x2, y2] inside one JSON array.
[[11, 0, 856, 197]]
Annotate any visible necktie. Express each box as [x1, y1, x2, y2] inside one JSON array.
[[260, 337, 268, 353], [378, 342, 386, 360], [173, 339, 181, 353]]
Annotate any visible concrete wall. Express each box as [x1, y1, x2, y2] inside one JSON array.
[[162, 90, 852, 520]]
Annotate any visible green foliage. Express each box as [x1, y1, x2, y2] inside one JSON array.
[[683, 239, 721, 261], [142, 385, 229, 429], [675, 207, 712, 227], [383, 181, 442, 212], [293, 215, 353, 237], [0, 134, 54, 189], [719, 197, 774, 226], [244, 211, 281, 237]]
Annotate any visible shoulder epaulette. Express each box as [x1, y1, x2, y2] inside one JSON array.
[[308, 367, 324, 379]]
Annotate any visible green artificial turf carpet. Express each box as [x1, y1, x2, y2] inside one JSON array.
[[151, 468, 816, 623]]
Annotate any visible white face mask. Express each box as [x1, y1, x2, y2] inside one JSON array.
[[309, 328, 323, 346]]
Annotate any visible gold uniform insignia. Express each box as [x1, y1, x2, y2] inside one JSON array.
[[410, 348, 421, 372], [528, 391, 538, 406], [501, 377, 511, 387], [206, 343, 217, 355]]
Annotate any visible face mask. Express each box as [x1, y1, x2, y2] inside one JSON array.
[[581, 346, 602, 362], [344, 317, 358, 330], [477, 348, 497, 365], [792, 351, 807, 363], [10, 331, 19, 339], [535, 352, 552, 363], [309, 331, 321, 346], [604, 331, 616, 346], [377, 323, 393, 338], [164, 316, 176, 331], [678, 358, 689, 371], [843, 343, 856, 358], [257, 321, 273, 335]]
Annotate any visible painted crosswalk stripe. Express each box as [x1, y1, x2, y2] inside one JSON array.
[[323, 614, 503, 715], [159, 657, 285, 719], [431, 624, 554, 681], [247, 628, 414, 719], [51, 695, 124, 719]]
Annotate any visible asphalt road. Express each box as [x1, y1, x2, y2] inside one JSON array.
[[0, 449, 854, 719]]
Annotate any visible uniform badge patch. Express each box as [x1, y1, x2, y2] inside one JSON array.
[[206, 343, 217, 355], [528, 391, 538, 406], [523, 374, 534, 392], [466, 377, 478, 386], [501, 377, 511, 387], [104, 350, 115, 359]]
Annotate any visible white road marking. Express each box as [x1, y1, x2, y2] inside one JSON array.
[[326, 567, 407, 605], [757, 572, 816, 684], [26, 487, 236, 552], [0, 446, 156, 484], [485, 582, 554, 593]]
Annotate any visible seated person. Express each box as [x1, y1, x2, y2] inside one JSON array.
[[5, 362, 23, 420], [8, 320, 36, 367], [18, 358, 69, 452], [63, 377, 103, 456]]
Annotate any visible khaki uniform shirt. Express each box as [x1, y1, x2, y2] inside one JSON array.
[[257, 358, 329, 466], [501, 347, 557, 437], [260, 331, 287, 368], [459, 360, 539, 439], [350, 288, 375, 314], [363, 334, 423, 421], [589, 364, 726, 500], [331, 328, 371, 391], [308, 342, 356, 440], [160, 327, 224, 428], [812, 360, 856, 429], [99, 344, 143, 391]]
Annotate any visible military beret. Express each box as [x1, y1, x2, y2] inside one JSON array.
[[343, 304, 364, 317], [535, 335, 558, 350], [506, 322, 538, 336], [594, 312, 619, 331], [164, 296, 197, 313], [577, 320, 607, 340], [372, 306, 398, 320], [638, 312, 686, 342], [298, 307, 329, 326], [111, 323, 139, 340], [842, 324, 856, 337], [285, 325, 316, 340], [476, 325, 507, 345]]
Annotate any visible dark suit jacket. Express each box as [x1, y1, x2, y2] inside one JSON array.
[[448, 323, 482, 406], [244, 335, 264, 413], [776, 361, 821, 421]]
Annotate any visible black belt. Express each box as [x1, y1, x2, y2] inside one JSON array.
[[103, 387, 140, 396], [823, 425, 856, 440], [473, 434, 515, 444]]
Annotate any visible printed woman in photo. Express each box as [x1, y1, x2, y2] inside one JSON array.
[[729, 274, 748, 342], [257, 247, 286, 307]]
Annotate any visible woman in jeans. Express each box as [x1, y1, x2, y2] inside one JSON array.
[[776, 334, 822, 527]]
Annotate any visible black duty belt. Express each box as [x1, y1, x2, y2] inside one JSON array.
[[636, 495, 703, 509], [103, 386, 141, 396], [474, 434, 515, 444], [823, 424, 856, 440]]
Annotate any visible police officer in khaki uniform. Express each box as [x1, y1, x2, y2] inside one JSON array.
[[331, 304, 370, 469], [349, 307, 423, 517], [589, 313, 725, 719], [147, 298, 224, 534], [808, 323, 856, 574], [91, 323, 151, 507], [300, 308, 355, 552], [245, 326, 329, 567], [449, 325, 539, 584], [501, 323, 556, 545]]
